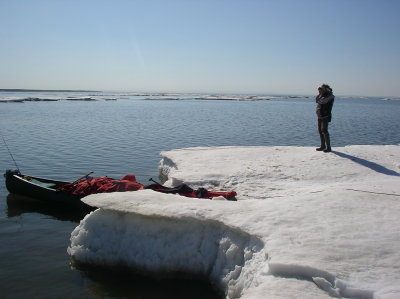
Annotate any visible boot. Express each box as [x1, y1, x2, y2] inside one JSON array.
[[316, 134, 326, 151], [323, 134, 331, 152]]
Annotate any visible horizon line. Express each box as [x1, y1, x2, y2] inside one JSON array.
[[0, 88, 398, 99]]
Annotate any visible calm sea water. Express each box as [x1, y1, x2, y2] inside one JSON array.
[[0, 92, 399, 298]]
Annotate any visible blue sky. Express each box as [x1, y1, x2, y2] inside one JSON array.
[[1, 0, 399, 96]]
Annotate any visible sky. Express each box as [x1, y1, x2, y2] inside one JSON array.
[[0, 0, 399, 97]]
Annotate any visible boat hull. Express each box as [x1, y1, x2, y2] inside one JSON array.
[[4, 170, 91, 208]]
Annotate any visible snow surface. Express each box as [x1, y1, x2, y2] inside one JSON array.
[[68, 145, 400, 299]]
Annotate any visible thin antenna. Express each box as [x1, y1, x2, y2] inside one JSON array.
[[1, 132, 20, 171]]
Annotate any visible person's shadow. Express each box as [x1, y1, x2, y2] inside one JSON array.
[[332, 151, 400, 177]]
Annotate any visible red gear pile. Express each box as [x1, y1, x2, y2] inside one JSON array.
[[59, 174, 144, 196]]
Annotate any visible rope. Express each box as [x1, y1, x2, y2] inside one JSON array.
[[0, 132, 20, 171]]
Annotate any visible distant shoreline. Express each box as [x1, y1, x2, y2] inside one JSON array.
[[0, 89, 100, 92]]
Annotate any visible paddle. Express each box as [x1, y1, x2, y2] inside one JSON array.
[[148, 178, 164, 186], [71, 171, 94, 185]]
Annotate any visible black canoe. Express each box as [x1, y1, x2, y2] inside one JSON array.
[[4, 169, 91, 208], [4, 170, 237, 207]]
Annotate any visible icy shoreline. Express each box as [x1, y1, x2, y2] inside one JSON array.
[[0, 96, 116, 102], [68, 145, 400, 298]]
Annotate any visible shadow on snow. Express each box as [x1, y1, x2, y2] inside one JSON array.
[[333, 151, 400, 177]]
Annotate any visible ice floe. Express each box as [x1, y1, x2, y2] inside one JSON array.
[[68, 145, 400, 298]]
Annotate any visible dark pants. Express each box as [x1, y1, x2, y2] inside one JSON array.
[[318, 118, 329, 136], [317, 118, 331, 149]]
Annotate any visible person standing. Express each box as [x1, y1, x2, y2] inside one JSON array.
[[315, 84, 335, 152]]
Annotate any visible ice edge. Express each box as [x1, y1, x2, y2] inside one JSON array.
[[68, 145, 400, 298]]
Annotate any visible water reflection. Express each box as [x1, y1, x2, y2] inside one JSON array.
[[6, 194, 92, 222], [74, 263, 223, 299]]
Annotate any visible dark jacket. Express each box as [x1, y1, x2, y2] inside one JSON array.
[[316, 93, 335, 122]]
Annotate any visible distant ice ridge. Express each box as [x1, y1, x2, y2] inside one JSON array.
[[139, 94, 275, 101], [0, 96, 116, 102], [69, 145, 400, 299], [0, 96, 58, 102], [193, 95, 273, 101]]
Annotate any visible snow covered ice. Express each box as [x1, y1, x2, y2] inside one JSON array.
[[68, 145, 400, 299]]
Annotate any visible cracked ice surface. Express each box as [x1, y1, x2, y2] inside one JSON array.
[[68, 145, 400, 298]]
